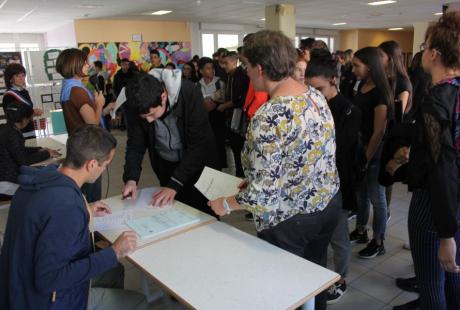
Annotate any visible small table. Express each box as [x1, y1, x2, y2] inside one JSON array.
[[25, 134, 67, 166], [99, 193, 339, 310]]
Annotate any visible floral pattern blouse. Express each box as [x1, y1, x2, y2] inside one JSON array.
[[235, 87, 340, 232]]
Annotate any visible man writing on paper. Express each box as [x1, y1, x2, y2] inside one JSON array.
[[122, 70, 219, 216], [0, 125, 148, 310]]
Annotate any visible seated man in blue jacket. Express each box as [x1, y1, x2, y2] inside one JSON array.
[[0, 125, 147, 310]]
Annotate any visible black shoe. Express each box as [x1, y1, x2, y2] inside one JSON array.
[[393, 298, 420, 310], [358, 239, 385, 259], [349, 229, 369, 244], [326, 280, 347, 304], [396, 276, 419, 293], [245, 212, 254, 221]]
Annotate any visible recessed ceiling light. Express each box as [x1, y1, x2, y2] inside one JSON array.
[[151, 10, 172, 15], [433, 12, 443, 16], [0, 0, 8, 10], [78, 4, 104, 9], [333, 22, 347, 26], [368, 0, 397, 5], [260, 18, 265, 21], [388, 27, 403, 31]]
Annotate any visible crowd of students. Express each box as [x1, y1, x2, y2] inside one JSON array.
[[0, 11, 460, 310]]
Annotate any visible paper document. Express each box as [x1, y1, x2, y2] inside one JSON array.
[[94, 210, 133, 231], [194, 166, 242, 201], [126, 208, 201, 240], [110, 87, 126, 119], [125, 187, 173, 209]]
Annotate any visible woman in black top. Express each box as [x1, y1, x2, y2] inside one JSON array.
[[349, 47, 393, 259], [379, 41, 413, 116], [399, 12, 460, 309], [0, 101, 58, 200], [2, 64, 43, 139]]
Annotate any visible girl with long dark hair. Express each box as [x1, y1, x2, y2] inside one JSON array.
[[349, 47, 393, 259]]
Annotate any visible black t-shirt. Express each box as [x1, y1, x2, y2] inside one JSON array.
[[395, 74, 412, 98], [353, 86, 385, 146]]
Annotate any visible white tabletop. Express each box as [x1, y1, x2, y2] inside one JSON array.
[[25, 134, 67, 166], [122, 221, 339, 310]]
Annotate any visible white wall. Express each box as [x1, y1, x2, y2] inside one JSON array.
[[45, 22, 77, 48]]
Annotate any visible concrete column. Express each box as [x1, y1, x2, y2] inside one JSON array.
[[412, 22, 429, 55], [265, 4, 296, 41]]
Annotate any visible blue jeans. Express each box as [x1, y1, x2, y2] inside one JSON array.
[[356, 147, 388, 240]]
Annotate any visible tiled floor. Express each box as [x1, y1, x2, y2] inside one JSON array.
[[87, 130, 420, 309]]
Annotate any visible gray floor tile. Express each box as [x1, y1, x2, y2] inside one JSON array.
[[351, 270, 402, 303], [373, 255, 414, 279], [328, 287, 386, 310], [389, 291, 419, 307]]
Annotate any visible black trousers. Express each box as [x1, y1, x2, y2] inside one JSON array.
[[257, 192, 342, 310], [154, 158, 217, 218], [408, 189, 460, 310], [228, 132, 245, 177]]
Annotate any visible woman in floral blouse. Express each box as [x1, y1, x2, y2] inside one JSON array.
[[208, 30, 341, 310]]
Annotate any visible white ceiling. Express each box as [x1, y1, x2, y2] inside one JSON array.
[[0, 0, 450, 33]]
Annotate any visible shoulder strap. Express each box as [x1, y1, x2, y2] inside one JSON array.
[[4, 90, 32, 106]]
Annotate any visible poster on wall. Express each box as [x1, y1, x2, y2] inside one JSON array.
[[78, 41, 192, 80], [43, 49, 63, 81], [0, 52, 22, 91]]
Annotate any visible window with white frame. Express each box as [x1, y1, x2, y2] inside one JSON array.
[[201, 32, 241, 57], [0, 43, 15, 52]]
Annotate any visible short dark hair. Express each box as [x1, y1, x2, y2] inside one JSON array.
[[198, 57, 213, 70], [306, 49, 338, 80], [222, 51, 238, 61], [5, 100, 33, 123], [121, 58, 130, 63], [165, 62, 176, 69], [216, 48, 228, 57], [56, 48, 86, 79], [4, 63, 26, 89], [299, 38, 315, 50], [425, 11, 460, 69], [243, 33, 254, 44], [126, 74, 164, 114], [93, 60, 103, 69], [63, 125, 117, 169], [150, 49, 160, 57], [244, 30, 297, 81]]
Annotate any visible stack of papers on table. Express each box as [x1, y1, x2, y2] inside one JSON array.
[[126, 208, 201, 240]]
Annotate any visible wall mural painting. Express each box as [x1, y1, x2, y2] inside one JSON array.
[[78, 41, 192, 80]]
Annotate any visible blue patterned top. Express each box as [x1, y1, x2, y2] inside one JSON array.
[[235, 87, 340, 231]]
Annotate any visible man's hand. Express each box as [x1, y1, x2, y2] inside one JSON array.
[[33, 108, 44, 117], [90, 201, 112, 217], [152, 187, 176, 207], [112, 231, 138, 259], [393, 147, 410, 164], [439, 238, 460, 273], [203, 98, 217, 112], [207, 198, 226, 216], [44, 147, 61, 158], [122, 180, 138, 200]]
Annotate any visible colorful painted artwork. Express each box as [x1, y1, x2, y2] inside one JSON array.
[[78, 41, 191, 80]]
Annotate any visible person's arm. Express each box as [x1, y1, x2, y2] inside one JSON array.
[[79, 91, 104, 125], [398, 91, 410, 113], [122, 105, 148, 184], [8, 130, 50, 166], [366, 104, 387, 162], [34, 203, 118, 293]]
